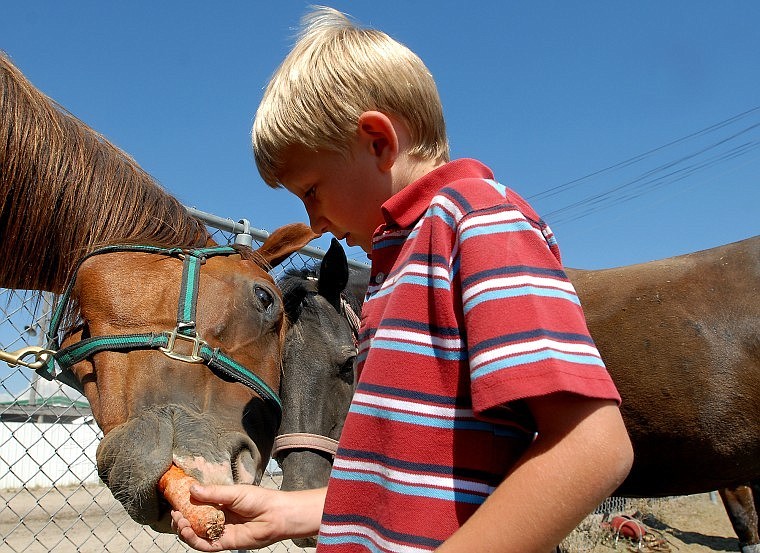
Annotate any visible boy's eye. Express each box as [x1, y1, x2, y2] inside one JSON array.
[[304, 186, 316, 200]]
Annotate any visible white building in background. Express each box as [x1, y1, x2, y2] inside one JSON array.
[[0, 381, 100, 489]]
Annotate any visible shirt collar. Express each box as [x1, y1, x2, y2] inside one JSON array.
[[380, 158, 495, 229]]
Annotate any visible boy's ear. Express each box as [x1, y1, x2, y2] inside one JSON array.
[[358, 111, 398, 172]]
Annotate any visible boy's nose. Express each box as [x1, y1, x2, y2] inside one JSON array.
[[307, 211, 329, 235]]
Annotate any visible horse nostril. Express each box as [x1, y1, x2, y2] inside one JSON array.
[[231, 445, 262, 484], [254, 285, 274, 311]]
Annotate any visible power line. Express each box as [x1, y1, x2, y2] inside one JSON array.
[[531, 106, 760, 224]]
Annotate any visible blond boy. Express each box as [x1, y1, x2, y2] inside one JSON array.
[[173, 7, 633, 553]]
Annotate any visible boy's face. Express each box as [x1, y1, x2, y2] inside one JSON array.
[[277, 140, 393, 253]]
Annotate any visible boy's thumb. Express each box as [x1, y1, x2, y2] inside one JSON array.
[[189, 483, 237, 505]]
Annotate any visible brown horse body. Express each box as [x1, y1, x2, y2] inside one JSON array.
[[569, 235, 760, 497], [0, 52, 314, 531]]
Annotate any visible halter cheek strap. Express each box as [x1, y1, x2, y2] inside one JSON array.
[[36, 244, 282, 420]]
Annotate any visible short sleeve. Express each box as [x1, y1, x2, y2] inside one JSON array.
[[455, 194, 621, 415]]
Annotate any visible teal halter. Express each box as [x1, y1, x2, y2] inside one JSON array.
[[36, 244, 282, 419]]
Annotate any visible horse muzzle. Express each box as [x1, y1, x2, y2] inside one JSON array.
[[95, 404, 264, 531]]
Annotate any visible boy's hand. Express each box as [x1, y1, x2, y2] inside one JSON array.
[[171, 484, 281, 551], [171, 483, 326, 552]]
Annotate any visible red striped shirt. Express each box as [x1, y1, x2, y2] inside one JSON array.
[[317, 158, 620, 552]]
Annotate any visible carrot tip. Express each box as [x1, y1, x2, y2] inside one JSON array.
[[204, 512, 225, 541], [158, 464, 226, 541]]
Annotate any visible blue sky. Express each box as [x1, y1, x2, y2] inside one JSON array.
[[1, 1, 758, 269]]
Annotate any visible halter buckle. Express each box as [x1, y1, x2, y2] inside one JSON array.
[[159, 327, 206, 363]]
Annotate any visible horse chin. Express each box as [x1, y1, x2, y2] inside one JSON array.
[[278, 450, 333, 491], [149, 513, 174, 535], [96, 412, 173, 526]]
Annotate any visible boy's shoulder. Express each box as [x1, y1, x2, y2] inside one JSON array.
[[433, 170, 515, 217], [426, 164, 548, 238]]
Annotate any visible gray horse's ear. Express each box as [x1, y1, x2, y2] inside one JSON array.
[[318, 238, 348, 310]]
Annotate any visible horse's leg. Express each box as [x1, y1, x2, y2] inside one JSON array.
[[719, 485, 760, 553], [746, 481, 760, 553]]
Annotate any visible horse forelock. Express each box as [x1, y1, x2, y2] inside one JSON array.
[[0, 53, 210, 293], [279, 268, 317, 317], [279, 267, 362, 336]]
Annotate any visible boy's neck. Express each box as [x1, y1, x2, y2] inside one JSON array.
[[391, 154, 446, 195]]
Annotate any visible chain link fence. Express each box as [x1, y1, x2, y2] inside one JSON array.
[[0, 209, 368, 553]]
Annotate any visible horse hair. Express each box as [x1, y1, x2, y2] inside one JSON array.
[[278, 266, 363, 328], [0, 52, 211, 292]]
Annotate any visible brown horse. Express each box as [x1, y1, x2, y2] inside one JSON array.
[[569, 235, 760, 552], [0, 52, 315, 532], [569, 236, 760, 497], [280, 235, 760, 551]]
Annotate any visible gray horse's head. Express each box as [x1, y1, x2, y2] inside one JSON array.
[[276, 239, 366, 545]]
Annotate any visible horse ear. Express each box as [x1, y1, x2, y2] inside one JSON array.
[[256, 223, 317, 269], [318, 238, 349, 309]]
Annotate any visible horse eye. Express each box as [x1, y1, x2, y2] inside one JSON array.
[[339, 357, 356, 384], [341, 357, 356, 373], [254, 285, 274, 310]]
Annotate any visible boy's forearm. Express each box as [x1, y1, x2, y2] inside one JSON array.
[[436, 400, 633, 553], [277, 487, 327, 539]]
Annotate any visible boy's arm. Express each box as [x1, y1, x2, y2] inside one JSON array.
[[436, 394, 633, 553]]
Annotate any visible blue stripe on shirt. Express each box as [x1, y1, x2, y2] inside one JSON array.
[[350, 404, 499, 431], [368, 338, 466, 361], [460, 220, 536, 242], [330, 468, 489, 504]]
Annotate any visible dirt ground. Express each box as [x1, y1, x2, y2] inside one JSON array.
[[0, 484, 742, 553], [565, 494, 741, 553], [0, 478, 304, 553]]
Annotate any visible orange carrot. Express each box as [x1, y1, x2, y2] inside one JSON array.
[[158, 464, 225, 541]]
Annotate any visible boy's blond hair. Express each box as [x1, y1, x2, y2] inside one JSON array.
[[253, 6, 449, 188]]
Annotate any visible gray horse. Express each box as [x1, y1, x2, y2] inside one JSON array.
[[275, 239, 365, 547]]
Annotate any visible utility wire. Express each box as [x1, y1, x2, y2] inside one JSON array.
[[528, 105, 760, 202], [532, 106, 760, 225]]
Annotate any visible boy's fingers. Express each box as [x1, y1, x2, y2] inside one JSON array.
[[172, 509, 222, 550], [170, 510, 189, 530]]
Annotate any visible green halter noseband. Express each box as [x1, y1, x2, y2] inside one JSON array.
[[37, 244, 282, 419]]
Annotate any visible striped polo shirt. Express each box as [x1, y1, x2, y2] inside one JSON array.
[[317, 158, 620, 552]]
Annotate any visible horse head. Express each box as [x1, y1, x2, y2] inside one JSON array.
[[0, 53, 330, 532], [47, 224, 314, 531]]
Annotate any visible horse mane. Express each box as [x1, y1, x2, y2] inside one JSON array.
[[0, 52, 210, 292]]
